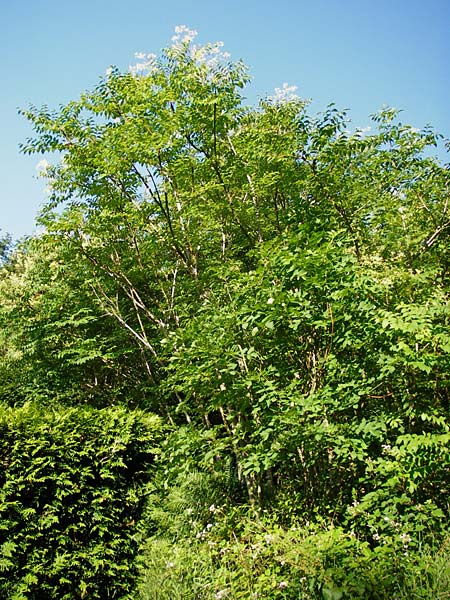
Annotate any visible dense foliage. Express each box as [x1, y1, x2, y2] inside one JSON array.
[[1, 27, 449, 598], [0, 403, 161, 599]]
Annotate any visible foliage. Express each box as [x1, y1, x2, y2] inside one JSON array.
[[0, 402, 162, 599], [0, 237, 155, 407], [0, 26, 448, 599], [161, 227, 449, 523], [0, 232, 12, 265], [138, 507, 450, 599]]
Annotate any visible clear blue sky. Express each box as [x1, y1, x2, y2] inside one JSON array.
[[1, 0, 449, 240]]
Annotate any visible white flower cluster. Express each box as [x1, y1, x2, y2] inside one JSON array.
[[269, 82, 299, 104], [195, 522, 214, 538], [129, 52, 157, 76], [190, 40, 231, 69], [399, 532, 411, 545], [35, 159, 50, 176], [171, 25, 198, 46], [129, 27, 232, 80]]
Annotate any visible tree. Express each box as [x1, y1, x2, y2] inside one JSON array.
[[13, 27, 450, 522], [0, 232, 12, 265]]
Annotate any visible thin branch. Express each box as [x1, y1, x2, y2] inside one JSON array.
[[423, 220, 450, 248]]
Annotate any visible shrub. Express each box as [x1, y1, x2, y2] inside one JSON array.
[[0, 402, 162, 599]]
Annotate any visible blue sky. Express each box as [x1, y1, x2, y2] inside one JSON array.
[[2, 0, 449, 240]]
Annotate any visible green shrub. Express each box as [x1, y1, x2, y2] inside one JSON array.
[[0, 402, 162, 599]]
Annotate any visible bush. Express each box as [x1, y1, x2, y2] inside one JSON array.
[[0, 402, 162, 599]]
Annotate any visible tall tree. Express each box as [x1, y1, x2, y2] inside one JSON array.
[[14, 28, 450, 513]]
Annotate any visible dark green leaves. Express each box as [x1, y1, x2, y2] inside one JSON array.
[[0, 403, 162, 599]]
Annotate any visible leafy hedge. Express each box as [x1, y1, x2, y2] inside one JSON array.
[[0, 402, 162, 599]]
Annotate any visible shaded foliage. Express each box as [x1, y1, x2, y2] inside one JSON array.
[[0, 403, 162, 599]]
